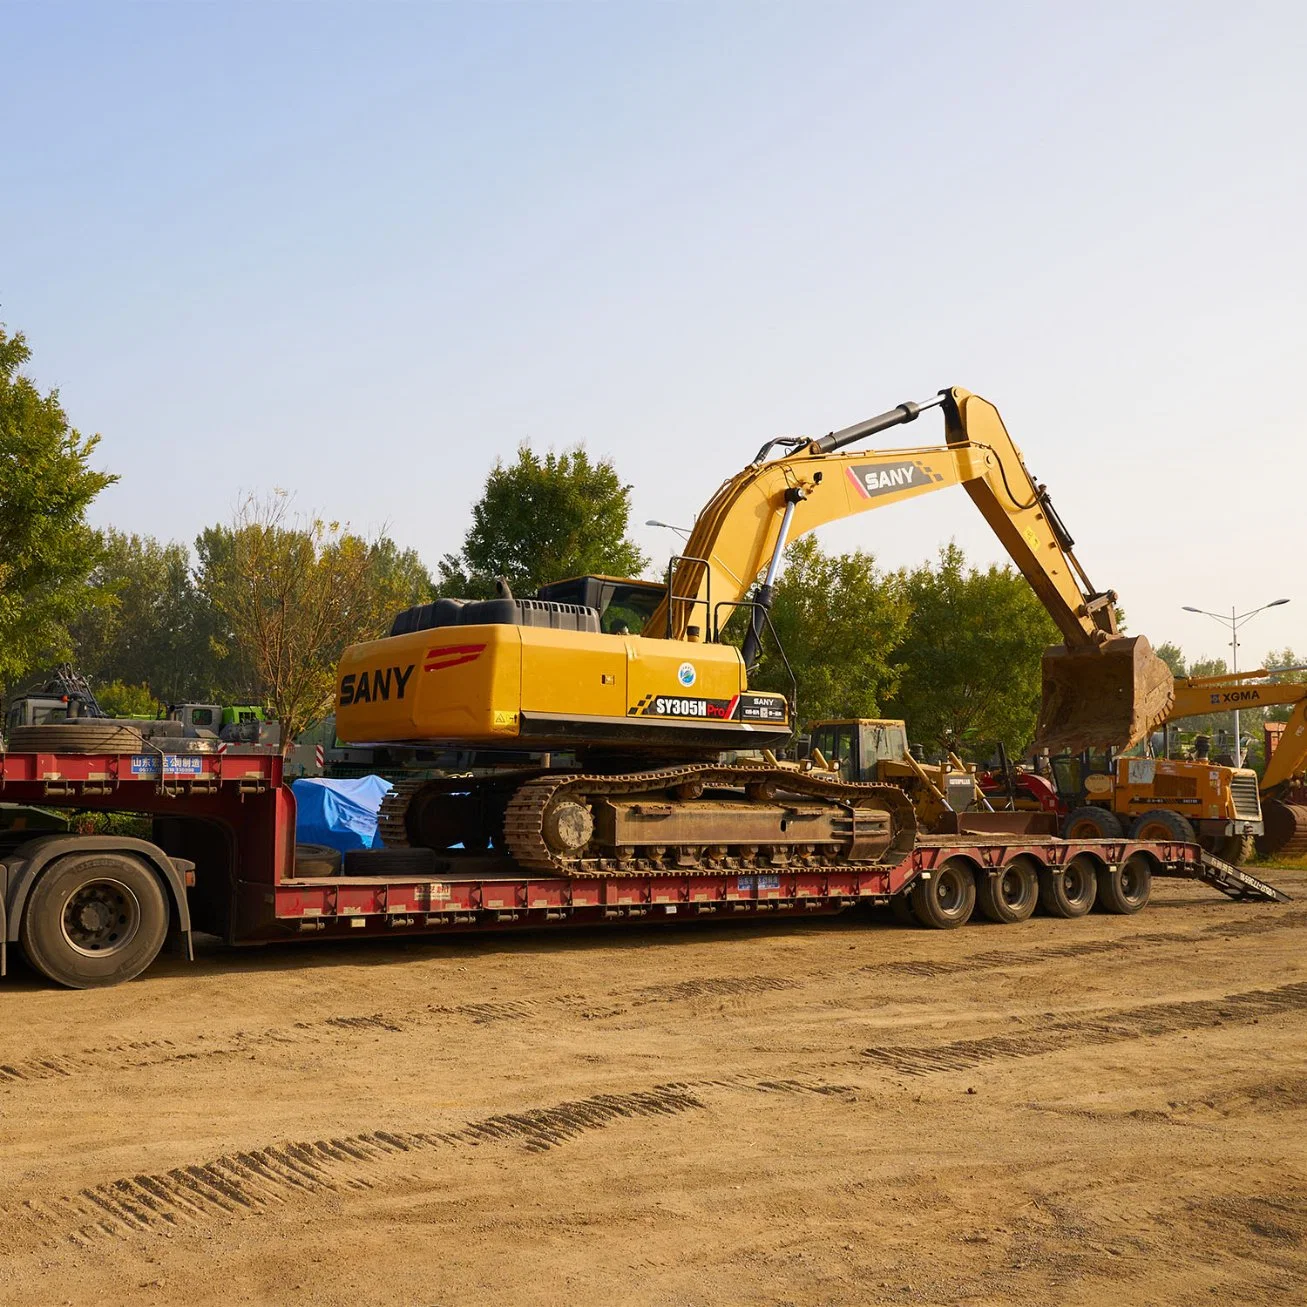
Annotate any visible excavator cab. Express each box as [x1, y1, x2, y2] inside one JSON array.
[[1037, 635, 1175, 754]]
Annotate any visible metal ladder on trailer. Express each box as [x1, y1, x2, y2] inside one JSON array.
[[1195, 851, 1291, 903]]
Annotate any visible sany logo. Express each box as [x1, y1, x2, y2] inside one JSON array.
[[677, 661, 697, 688], [425, 643, 487, 672], [846, 461, 939, 499]]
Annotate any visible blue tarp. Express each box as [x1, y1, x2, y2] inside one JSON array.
[[293, 775, 394, 852]]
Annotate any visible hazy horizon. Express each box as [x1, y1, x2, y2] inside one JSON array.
[[5, 2, 1303, 666]]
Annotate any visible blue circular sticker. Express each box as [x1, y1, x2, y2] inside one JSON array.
[[677, 661, 697, 688]]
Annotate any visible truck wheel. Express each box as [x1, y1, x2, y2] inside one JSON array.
[[976, 857, 1039, 924], [1096, 854, 1152, 914], [1061, 806, 1124, 840], [1127, 810, 1196, 844], [1038, 855, 1098, 918], [909, 859, 976, 929], [19, 853, 169, 989]]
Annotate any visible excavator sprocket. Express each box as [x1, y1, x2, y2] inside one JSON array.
[[1256, 799, 1307, 860]]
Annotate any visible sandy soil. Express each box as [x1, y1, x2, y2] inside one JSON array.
[[2, 869, 1306, 1307]]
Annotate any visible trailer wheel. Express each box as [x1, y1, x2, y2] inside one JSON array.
[[19, 853, 169, 989], [1038, 855, 1098, 918], [910, 859, 976, 929], [1096, 854, 1152, 915], [1127, 810, 1196, 844], [1062, 806, 1124, 840], [889, 893, 920, 927], [977, 857, 1039, 924]]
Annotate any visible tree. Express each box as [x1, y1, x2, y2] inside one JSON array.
[[437, 445, 648, 597], [885, 543, 1059, 758], [196, 494, 433, 751], [1155, 641, 1187, 677], [0, 323, 116, 689], [751, 537, 909, 727], [69, 529, 218, 704]]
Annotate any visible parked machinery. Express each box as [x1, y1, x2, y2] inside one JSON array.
[[336, 386, 1174, 877]]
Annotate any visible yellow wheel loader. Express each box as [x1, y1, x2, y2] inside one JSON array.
[[335, 387, 1175, 876], [1162, 668, 1307, 857]]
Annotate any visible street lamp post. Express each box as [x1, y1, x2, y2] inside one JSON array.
[[1181, 598, 1291, 765]]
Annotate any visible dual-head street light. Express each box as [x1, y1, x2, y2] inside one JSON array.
[[1180, 598, 1291, 765]]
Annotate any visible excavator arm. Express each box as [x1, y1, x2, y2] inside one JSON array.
[[1165, 669, 1307, 792], [646, 387, 1174, 751]]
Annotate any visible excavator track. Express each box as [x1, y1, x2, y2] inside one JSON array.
[[500, 763, 917, 877], [379, 764, 916, 877]]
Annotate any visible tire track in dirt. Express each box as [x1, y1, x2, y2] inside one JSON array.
[[2, 1077, 852, 1250], [862, 980, 1307, 1076], [0, 977, 801, 1088], [857, 916, 1307, 982]]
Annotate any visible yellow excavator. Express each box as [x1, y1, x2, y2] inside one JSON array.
[[335, 387, 1174, 874], [1164, 668, 1307, 856]]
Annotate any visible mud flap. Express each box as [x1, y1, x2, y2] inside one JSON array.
[[1036, 635, 1174, 753]]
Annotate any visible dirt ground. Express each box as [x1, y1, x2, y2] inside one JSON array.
[[2, 868, 1306, 1307]]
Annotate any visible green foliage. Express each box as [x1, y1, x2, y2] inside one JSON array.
[[69, 529, 219, 703], [438, 445, 648, 597], [196, 494, 433, 750], [1263, 647, 1307, 724], [753, 537, 909, 727], [0, 324, 116, 687], [1155, 641, 1187, 677], [885, 543, 1059, 758], [95, 679, 161, 718]]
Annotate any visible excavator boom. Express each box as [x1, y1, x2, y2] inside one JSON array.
[[645, 387, 1174, 751]]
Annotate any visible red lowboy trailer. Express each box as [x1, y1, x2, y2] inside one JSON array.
[[0, 747, 1289, 988]]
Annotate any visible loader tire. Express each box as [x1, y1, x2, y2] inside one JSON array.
[[1061, 806, 1124, 840], [1038, 855, 1098, 918], [8, 722, 145, 754], [1202, 834, 1254, 866], [909, 859, 976, 929], [1096, 854, 1152, 915], [1127, 810, 1196, 845], [976, 857, 1039, 924]]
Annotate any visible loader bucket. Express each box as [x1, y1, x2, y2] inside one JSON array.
[[1035, 635, 1175, 753]]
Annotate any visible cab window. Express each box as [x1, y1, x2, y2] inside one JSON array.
[[811, 724, 857, 781]]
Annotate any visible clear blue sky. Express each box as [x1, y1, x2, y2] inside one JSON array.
[[4, 2, 1303, 665]]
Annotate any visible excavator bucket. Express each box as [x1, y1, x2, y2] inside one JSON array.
[[1035, 635, 1175, 754]]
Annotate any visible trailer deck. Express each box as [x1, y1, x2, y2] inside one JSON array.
[[0, 747, 1289, 986]]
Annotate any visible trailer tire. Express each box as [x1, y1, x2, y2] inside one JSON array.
[[294, 843, 342, 877], [1127, 810, 1196, 844], [1096, 854, 1152, 914], [889, 893, 920, 927], [1061, 806, 1124, 840], [342, 847, 437, 876], [909, 859, 976, 929], [1038, 855, 1098, 918], [19, 853, 169, 989], [8, 722, 145, 753], [976, 857, 1040, 924]]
